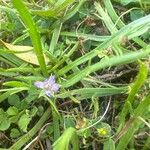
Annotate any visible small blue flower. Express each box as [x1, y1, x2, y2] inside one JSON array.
[[34, 75, 59, 97]]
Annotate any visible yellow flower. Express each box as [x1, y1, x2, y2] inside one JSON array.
[[97, 128, 107, 136]]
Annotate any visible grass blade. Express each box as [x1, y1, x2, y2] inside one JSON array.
[[104, 0, 147, 48], [53, 127, 78, 150], [61, 46, 150, 88], [116, 93, 150, 150], [58, 15, 150, 76], [56, 87, 128, 99], [118, 62, 148, 131], [12, 0, 48, 76]]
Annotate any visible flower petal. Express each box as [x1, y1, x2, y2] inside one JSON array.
[[51, 83, 59, 92], [34, 75, 59, 97], [34, 81, 44, 89], [48, 75, 55, 84], [45, 90, 52, 97]]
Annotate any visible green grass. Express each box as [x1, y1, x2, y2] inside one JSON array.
[[0, 0, 150, 149]]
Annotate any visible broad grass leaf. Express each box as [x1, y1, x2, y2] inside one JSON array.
[[0, 39, 49, 65], [130, 10, 145, 21], [64, 117, 76, 128], [103, 138, 115, 150], [23, 89, 39, 104], [56, 87, 128, 99], [31, 0, 74, 18], [12, 0, 48, 76], [3, 81, 29, 88], [118, 62, 148, 132], [116, 94, 150, 150], [53, 127, 78, 150], [120, 0, 138, 5]]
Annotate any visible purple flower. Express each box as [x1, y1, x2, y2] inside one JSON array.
[[34, 75, 59, 97]]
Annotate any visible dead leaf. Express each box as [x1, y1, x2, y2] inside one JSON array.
[[0, 39, 49, 65]]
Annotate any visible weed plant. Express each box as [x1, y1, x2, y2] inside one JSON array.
[[0, 0, 150, 149]]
